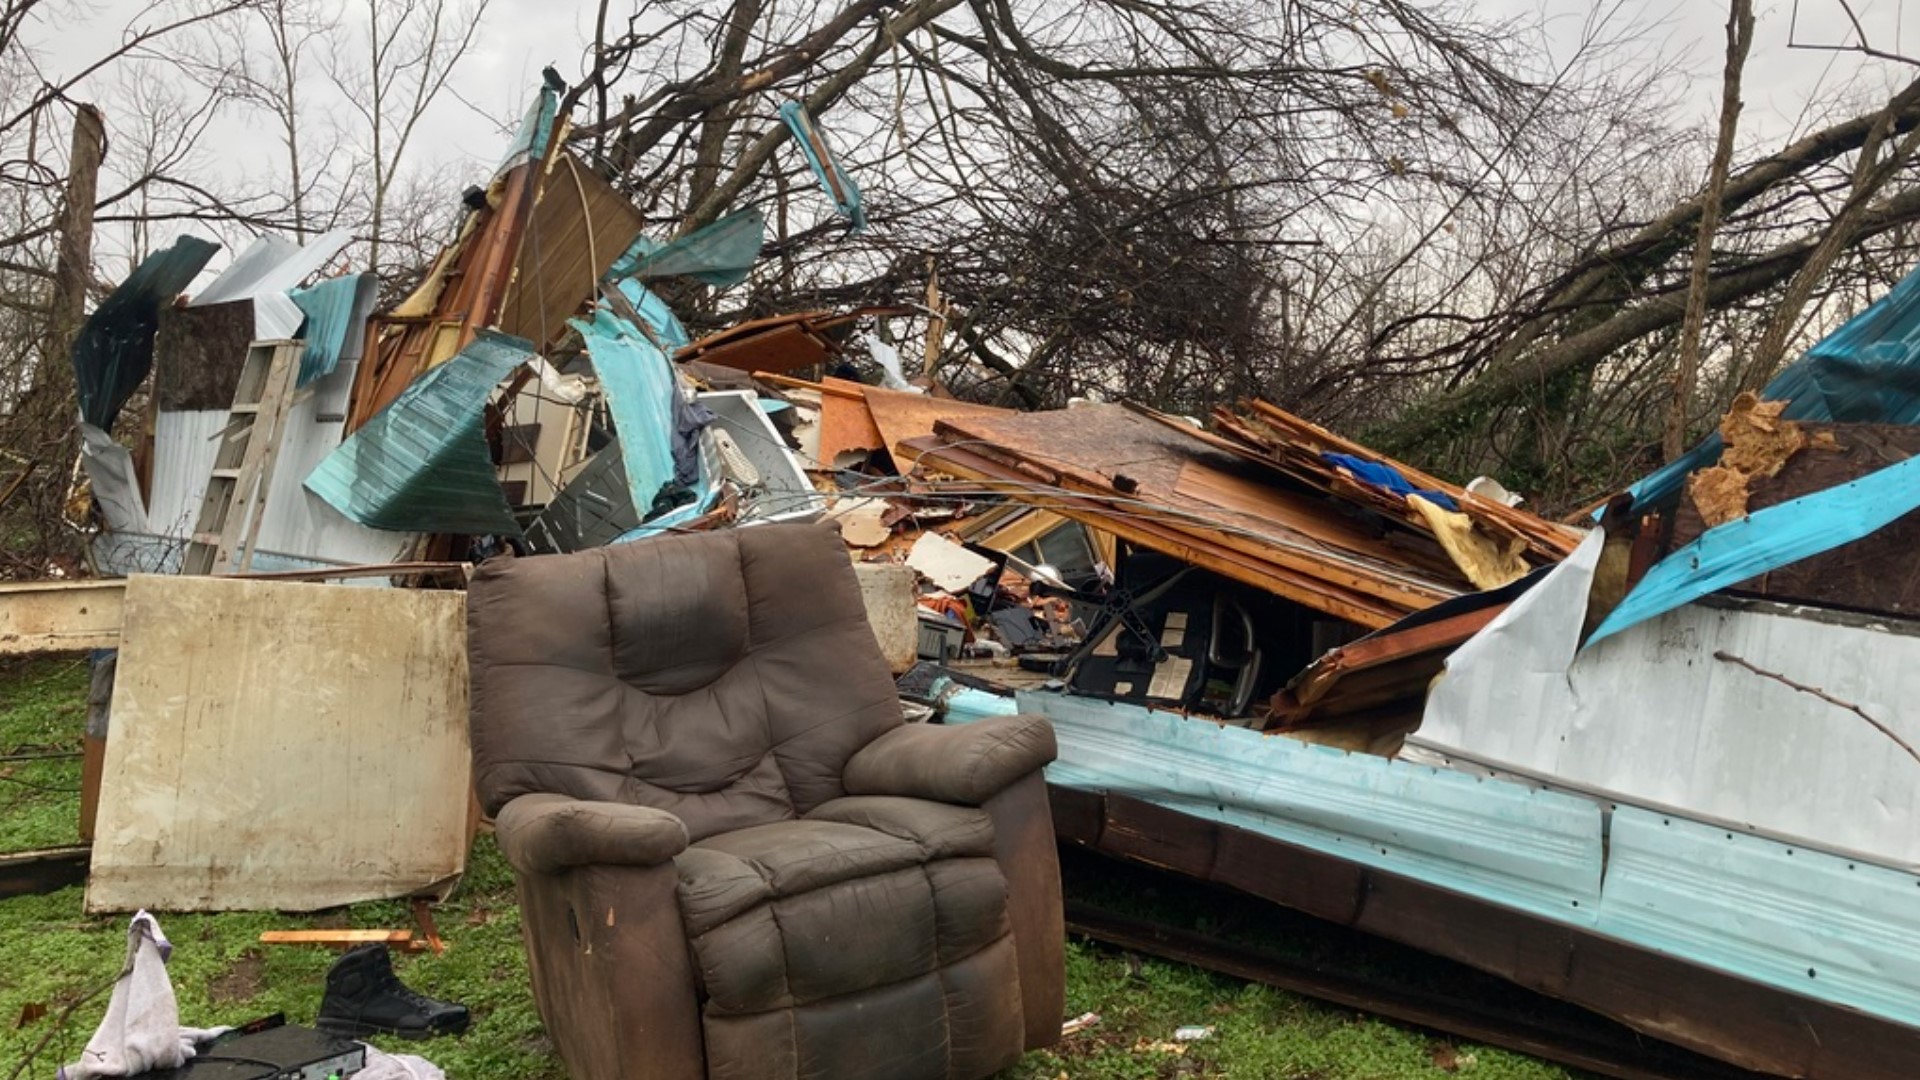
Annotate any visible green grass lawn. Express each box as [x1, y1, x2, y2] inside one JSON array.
[[0, 657, 1577, 1079]]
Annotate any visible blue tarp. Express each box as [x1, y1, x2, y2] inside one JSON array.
[[305, 331, 532, 535], [72, 236, 220, 430], [779, 102, 866, 232], [613, 208, 765, 288], [1321, 453, 1458, 510]]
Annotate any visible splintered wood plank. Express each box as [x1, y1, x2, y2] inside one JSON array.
[[260, 930, 415, 946], [909, 438, 1412, 627], [1173, 460, 1455, 577], [87, 575, 471, 913], [928, 406, 1463, 612]]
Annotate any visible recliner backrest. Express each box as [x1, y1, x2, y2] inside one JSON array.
[[468, 522, 903, 840]]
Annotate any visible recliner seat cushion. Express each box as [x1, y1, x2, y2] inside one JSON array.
[[675, 800, 1004, 1006], [674, 802, 1023, 1077]]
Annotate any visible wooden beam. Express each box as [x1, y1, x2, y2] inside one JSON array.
[[0, 845, 90, 899], [0, 564, 469, 656], [0, 580, 124, 655], [259, 930, 415, 946]]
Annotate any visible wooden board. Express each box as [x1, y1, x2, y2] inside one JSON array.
[[857, 383, 1010, 463], [910, 437, 1414, 627], [0, 845, 90, 899], [497, 152, 644, 351], [0, 580, 124, 654], [927, 406, 1465, 615], [86, 575, 471, 913], [816, 378, 886, 465], [1174, 460, 1454, 576], [260, 930, 414, 946]]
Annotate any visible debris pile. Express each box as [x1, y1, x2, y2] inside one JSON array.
[[12, 70, 1920, 1080]]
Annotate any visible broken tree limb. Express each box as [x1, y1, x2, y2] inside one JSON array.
[[1739, 76, 1920, 391], [1376, 181, 1920, 451], [1479, 93, 1920, 379], [1713, 649, 1920, 767], [678, 0, 966, 234]]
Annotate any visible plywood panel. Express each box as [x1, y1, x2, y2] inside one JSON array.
[[87, 575, 471, 912], [817, 380, 885, 465], [857, 383, 1010, 463], [498, 152, 644, 349]]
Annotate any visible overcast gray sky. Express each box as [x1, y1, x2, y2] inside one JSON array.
[[29, 0, 1920, 274]]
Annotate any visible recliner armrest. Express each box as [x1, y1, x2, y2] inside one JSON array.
[[842, 714, 1057, 806], [494, 793, 689, 876]]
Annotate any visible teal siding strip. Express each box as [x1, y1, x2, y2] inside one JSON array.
[[942, 687, 1920, 1028], [304, 330, 531, 535]]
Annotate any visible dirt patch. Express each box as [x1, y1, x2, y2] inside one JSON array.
[[209, 950, 267, 1005]]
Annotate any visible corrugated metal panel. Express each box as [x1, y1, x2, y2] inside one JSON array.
[[118, 396, 410, 577], [1009, 691, 1606, 921], [1418, 530, 1920, 870], [1602, 808, 1920, 1028], [291, 273, 378, 388], [188, 230, 353, 339], [619, 207, 764, 287], [305, 330, 531, 536], [943, 686, 1920, 1030], [573, 304, 719, 536]]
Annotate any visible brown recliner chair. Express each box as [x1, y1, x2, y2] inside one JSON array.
[[467, 522, 1065, 1080]]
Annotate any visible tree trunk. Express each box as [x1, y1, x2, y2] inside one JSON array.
[[1663, 0, 1752, 461], [39, 103, 105, 417]]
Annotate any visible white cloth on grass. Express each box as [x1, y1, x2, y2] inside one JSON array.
[[357, 1046, 448, 1079], [60, 911, 225, 1079]]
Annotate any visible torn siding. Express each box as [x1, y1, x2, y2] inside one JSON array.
[[572, 304, 708, 529], [946, 687, 1920, 1033], [104, 395, 410, 577], [1628, 257, 1920, 513], [72, 236, 219, 431], [188, 230, 354, 340], [614, 207, 765, 287], [291, 273, 379, 389], [1416, 530, 1920, 870], [779, 102, 866, 232], [1592, 450, 1920, 641]]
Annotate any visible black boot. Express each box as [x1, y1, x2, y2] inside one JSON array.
[[316, 944, 470, 1041]]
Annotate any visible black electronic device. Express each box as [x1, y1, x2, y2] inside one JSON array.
[[145, 1019, 365, 1080]]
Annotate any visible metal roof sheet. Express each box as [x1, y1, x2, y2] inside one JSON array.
[[305, 330, 531, 535]]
